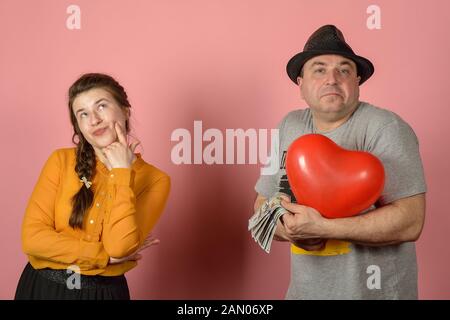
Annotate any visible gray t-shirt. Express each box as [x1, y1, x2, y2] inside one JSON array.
[[255, 102, 427, 299]]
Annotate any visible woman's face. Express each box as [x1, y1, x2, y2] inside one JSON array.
[[72, 87, 129, 150]]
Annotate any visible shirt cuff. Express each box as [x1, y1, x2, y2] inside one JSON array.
[[79, 240, 109, 269], [108, 168, 135, 187]]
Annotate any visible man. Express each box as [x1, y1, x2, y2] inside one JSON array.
[[253, 25, 426, 299]]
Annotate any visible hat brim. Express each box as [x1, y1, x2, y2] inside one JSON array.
[[286, 50, 374, 85]]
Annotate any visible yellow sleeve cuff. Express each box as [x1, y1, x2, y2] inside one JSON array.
[[79, 240, 109, 269], [108, 168, 135, 187]]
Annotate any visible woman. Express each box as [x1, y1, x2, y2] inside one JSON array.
[[15, 73, 171, 299]]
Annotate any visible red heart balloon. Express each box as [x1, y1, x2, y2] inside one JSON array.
[[286, 134, 385, 219]]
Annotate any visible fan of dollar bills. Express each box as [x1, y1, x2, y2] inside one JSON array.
[[248, 193, 290, 253]]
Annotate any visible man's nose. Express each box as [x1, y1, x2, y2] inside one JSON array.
[[325, 69, 339, 85]]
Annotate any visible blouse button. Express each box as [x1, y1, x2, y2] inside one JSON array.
[[89, 219, 94, 224], [96, 203, 100, 207], [110, 174, 114, 178]]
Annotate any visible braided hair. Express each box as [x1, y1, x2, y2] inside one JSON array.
[[68, 73, 131, 228]]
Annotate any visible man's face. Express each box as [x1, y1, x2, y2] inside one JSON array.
[[297, 54, 361, 118], [72, 88, 129, 150]]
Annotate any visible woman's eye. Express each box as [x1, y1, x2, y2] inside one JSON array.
[[80, 112, 87, 118], [98, 104, 106, 110]]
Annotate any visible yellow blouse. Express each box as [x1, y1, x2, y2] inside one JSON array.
[[21, 148, 170, 276]]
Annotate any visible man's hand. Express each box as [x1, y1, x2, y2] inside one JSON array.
[[276, 195, 328, 250], [281, 199, 327, 239], [109, 234, 160, 264], [292, 238, 326, 251], [268, 194, 326, 251], [275, 218, 326, 251]]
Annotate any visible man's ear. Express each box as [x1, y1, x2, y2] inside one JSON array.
[[356, 76, 361, 84], [297, 76, 304, 99]]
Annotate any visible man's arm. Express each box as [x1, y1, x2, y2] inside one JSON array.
[[281, 193, 426, 246], [327, 193, 426, 245]]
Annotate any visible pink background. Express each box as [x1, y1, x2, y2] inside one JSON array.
[[1, 0, 449, 299]]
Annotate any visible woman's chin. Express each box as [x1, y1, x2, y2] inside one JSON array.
[[90, 137, 115, 149]]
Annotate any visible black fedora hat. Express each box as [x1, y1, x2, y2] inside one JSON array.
[[286, 25, 374, 85]]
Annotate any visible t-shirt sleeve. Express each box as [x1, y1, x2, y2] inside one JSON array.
[[254, 116, 287, 198], [368, 118, 427, 205]]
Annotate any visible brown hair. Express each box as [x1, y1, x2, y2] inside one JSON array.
[[68, 73, 131, 229]]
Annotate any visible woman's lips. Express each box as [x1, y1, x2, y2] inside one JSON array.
[[93, 127, 108, 136]]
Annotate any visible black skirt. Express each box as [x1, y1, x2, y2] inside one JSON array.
[[15, 263, 130, 300]]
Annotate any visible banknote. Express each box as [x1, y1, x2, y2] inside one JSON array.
[[248, 193, 290, 253]]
